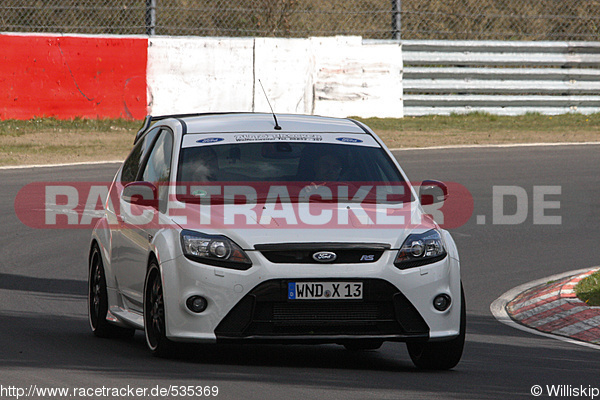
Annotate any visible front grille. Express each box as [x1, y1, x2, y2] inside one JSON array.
[[272, 303, 380, 320], [215, 279, 429, 341], [255, 242, 390, 264]]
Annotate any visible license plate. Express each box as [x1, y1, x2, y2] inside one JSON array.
[[288, 282, 363, 300]]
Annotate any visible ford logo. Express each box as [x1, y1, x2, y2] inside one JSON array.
[[196, 137, 224, 144], [312, 251, 337, 262], [335, 137, 363, 143]]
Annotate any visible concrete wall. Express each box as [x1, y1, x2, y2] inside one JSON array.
[[147, 37, 255, 115], [0, 33, 148, 120], [0, 33, 402, 120], [148, 36, 403, 118]]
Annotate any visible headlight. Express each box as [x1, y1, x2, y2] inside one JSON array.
[[180, 230, 252, 270], [394, 229, 447, 270]]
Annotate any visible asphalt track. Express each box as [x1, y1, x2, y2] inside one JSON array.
[[1, 144, 599, 400]]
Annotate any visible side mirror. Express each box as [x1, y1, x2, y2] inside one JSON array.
[[122, 182, 158, 208], [419, 180, 449, 205]]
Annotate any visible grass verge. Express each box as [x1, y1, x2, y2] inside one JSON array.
[[0, 118, 140, 166], [0, 113, 599, 166], [575, 271, 600, 307], [354, 113, 600, 149]]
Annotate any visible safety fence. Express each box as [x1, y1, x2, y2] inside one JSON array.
[[1, 0, 599, 41]]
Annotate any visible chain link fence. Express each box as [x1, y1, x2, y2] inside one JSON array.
[[1, 0, 599, 41], [403, 0, 600, 41]]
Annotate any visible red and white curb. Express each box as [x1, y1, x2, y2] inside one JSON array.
[[491, 267, 600, 350]]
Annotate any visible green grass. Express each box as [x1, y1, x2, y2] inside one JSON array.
[[0, 117, 141, 136], [3, 113, 599, 136], [352, 113, 600, 149], [353, 113, 600, 134], [0, 118, 140, 166], [575, 271, 600, 307], [0, 113, 599, 166]]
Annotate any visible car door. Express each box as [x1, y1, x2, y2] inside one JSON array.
[[112, 127, 172, 312]]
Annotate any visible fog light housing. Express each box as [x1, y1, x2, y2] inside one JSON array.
[[186, 296, 208, 313], [433, 294, 451, 311]]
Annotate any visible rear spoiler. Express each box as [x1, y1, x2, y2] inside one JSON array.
[[133, 112, 244, 144], [133, 115, 154, 144]]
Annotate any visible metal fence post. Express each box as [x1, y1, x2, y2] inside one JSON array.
[[392, 0, 402, 40], [146, 0, 156, 35], [392, 0, 401, 40]]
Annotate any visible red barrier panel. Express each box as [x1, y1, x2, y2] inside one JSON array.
[[0, 34, 148, 120]]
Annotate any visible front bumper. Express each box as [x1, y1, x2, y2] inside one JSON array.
[[160, 246, 461, 344], [214, 279, 429, 343]]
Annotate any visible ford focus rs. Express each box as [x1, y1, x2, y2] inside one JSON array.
[[88, 112, 465, 369]]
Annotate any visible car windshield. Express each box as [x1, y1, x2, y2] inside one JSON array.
[[176, 141, 411, 203]]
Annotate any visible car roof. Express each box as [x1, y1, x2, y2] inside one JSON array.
[[182, 113, 368, 134], [134, 113, 372, 144], [144, 113, 366, 133]]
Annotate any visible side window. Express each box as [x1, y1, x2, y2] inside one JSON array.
[[121, 127, 161, 183], [141, 129, 174, 212], [142, 130, 173, 183]]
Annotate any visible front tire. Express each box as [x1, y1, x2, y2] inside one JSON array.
[[406, 285, 466, 370], [144, 262, 174, 357], [88, 245, 134, 339]]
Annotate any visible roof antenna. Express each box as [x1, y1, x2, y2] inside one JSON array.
[[258, 79, 282, 130]]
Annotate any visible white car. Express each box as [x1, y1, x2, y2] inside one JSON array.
[[88, 112, 465, 369]]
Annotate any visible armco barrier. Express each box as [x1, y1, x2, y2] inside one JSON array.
[[402, 40, 600, 115], [0, 33, 148, 120]]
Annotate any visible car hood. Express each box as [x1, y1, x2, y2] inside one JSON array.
[[172, 201, 437, 250]]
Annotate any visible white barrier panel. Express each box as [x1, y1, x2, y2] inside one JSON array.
[[311, 37, 403, 118], [148, 36, 403, 118], [253, 38, 314, 115], [148, 37, 255, 115]]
